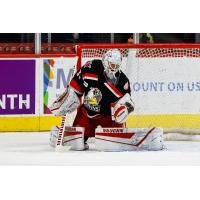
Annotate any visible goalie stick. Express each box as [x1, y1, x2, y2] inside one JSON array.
[[55, 111, 77, 151], [49, 86, 80, 151], [55, 116, 67, 151]]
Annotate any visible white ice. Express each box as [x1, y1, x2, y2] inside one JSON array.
[[0, 132, 200, 165]]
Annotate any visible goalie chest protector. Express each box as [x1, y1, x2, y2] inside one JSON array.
[[70, 60, 131, 117]]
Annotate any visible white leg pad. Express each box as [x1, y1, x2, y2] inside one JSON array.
[[63, 127, 85, 150], [49, 126, 59, 148], [50, 126, 85, 150], [95, 127, 164, 151]]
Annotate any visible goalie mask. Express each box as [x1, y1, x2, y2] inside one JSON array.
[[102, 49, 122, 82]]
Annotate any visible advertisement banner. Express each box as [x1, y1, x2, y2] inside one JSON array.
[[0, 60, 36, 115], [43, 57, 77, 114], [126, 57, 200, 114]]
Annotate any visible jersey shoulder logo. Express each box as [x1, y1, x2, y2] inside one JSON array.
[[123, 82, 129, 90], [83, 61, 92, 69]]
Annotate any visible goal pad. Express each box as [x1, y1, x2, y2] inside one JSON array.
[[95, 127, 164, 151]]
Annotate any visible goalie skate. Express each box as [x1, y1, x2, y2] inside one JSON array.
[[95, 127, 164, 151]]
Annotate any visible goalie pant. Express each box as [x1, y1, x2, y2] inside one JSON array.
[[73, 106, 124, 138]]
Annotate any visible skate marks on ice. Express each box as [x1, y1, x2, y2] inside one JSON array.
[[0, 132, 200, 165]]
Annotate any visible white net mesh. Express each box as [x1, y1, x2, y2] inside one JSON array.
[[79, 46, 200, 138], [136, 48, 200, 57], [81, 47, 200, 58], [81, 48, 130, 72], [81, 47, 200, 72], [81, 48, 129, 58]]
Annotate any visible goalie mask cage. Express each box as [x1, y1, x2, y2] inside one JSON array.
[[76, 44, 200, 141]]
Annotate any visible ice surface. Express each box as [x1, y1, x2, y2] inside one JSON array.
[[0, 132, 200, 165]]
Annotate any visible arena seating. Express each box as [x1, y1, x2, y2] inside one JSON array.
[[0, 43, 76, 54]]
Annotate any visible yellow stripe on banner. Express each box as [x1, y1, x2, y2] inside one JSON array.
[[0, 117, 39, 132], [39, 116, 62, 131], [0, 114, 200, 132], [0, 116, 62, 132], [126, 114, 200, 129]]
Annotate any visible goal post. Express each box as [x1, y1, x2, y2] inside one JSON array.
[[75, 43, 200, 138]]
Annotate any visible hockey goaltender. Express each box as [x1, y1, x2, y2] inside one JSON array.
[[49, 49, 164, 151]]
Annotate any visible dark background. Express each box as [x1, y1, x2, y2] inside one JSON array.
[[0, 33, 197, 43]]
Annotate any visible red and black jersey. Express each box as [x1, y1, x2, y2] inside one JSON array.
[[69, 60, 131, 118]]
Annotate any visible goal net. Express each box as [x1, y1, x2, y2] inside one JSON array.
[[76, 44, 200, 140]]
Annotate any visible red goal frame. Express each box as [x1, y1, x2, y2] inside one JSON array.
[[76, 43, 200, 69]]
